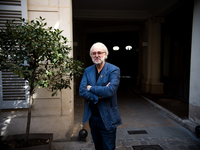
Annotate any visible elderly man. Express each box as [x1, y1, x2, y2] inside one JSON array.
[[79, 42, 122, 150]]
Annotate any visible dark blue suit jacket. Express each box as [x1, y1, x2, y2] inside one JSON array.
[[79, 62, 122, 130]]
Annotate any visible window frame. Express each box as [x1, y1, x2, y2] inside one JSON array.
[[0, 0, 29, 109]]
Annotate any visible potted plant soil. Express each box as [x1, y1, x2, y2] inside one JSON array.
[[0, 16, 83, 149]]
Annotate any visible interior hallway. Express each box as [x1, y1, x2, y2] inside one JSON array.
[[131, 86, 189, 120], [115, 87, 181, 128]]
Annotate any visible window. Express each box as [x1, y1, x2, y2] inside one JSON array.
[[0, 0, 28, 109]]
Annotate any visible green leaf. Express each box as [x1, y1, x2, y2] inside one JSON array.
[[0, 16, 84, 97]]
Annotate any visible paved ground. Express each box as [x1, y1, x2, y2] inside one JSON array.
[[51, 87, 200, 150]]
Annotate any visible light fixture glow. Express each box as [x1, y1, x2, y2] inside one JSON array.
[[113, 46, 119, 51], [125, 45, 132, 50]]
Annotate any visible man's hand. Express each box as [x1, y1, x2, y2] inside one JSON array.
[[87, 85, 92, 91], [106, 82, 110, 87], [87, 82, 110, 91]]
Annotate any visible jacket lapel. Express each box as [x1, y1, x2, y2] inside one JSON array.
[[96, 62, 108, 85], [88, 65, 97, 85]]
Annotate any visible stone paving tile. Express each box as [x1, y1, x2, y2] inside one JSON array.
[[125, 138, 134, 141], [116, 141, 122, 148], [116, 147, 132, 150], [176, 145, 188, 150], [140, 140, 148, 145], [159, 145, 170, 150], [121, 141, 132, 147], [131, 141, 140, 145]]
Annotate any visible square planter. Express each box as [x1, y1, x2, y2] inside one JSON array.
[[0, 133, 53, 150]]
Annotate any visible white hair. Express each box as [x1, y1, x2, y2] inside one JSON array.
[[89, 42, 109, 59]]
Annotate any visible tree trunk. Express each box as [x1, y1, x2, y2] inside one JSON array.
[[25, 93, 33, 142]]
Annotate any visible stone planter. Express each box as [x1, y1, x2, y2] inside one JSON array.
[[0, 133, 53, 150]]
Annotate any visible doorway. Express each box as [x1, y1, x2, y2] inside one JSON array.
[[72, 21, 140, 140]]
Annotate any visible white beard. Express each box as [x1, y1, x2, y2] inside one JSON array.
[[92, 56, 105, 65]]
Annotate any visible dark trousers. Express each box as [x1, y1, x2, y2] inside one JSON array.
[[89, 116, 117, 150]]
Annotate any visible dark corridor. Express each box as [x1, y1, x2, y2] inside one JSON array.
[[85, 31, 139, 89], [72, 0, 193, 124]]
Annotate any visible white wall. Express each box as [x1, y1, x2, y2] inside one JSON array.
[[189, 0, 200, 125]]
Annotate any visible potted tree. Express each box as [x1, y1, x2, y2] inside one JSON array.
[[0, 16, 83, 149]]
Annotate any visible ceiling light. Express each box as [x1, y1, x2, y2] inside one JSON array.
[[125, 45, 132, 50], [113, 46, 119, 51]]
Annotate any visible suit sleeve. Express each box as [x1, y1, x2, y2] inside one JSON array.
[[90, 67, 120, 98], [79, 70, 99, 104]]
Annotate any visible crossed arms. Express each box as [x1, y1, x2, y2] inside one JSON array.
[[79, 67, 120, 104], [87, 82, 110, 91]]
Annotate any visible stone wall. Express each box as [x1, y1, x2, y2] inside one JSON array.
[[0, 0, 74, 141]]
